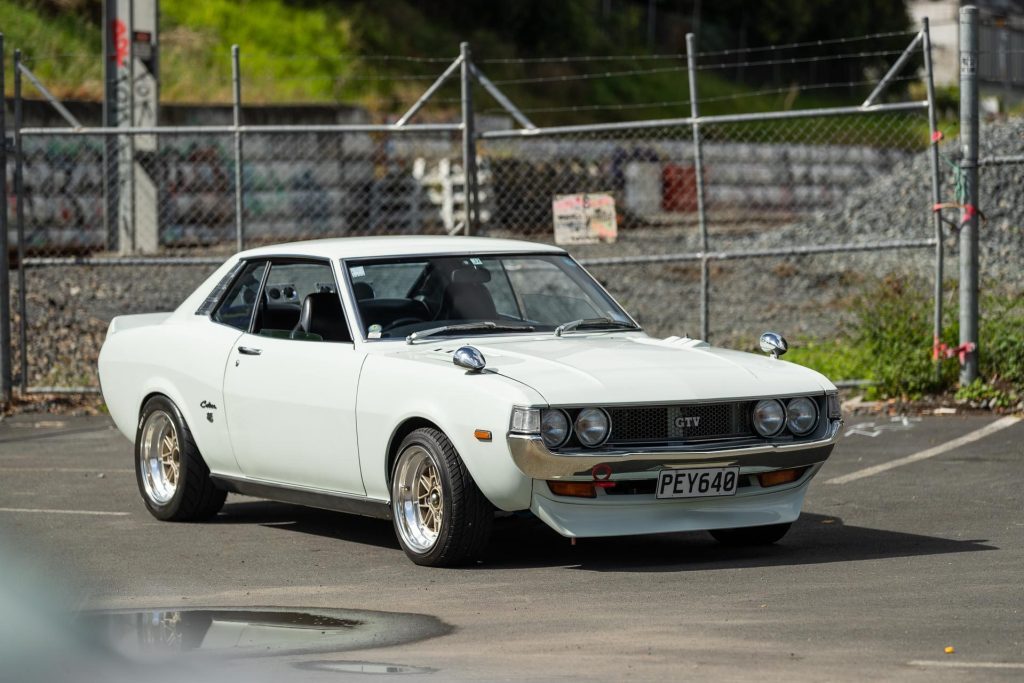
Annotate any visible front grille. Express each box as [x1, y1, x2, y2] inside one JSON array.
[[606, 401, 754, 445]]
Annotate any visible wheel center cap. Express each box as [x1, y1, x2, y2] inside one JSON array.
[[429, 491, 440, 506]]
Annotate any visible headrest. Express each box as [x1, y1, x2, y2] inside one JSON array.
[[352, 281, 375, 300], [450, 266, 491, 284], [298, 292, 350, 343]]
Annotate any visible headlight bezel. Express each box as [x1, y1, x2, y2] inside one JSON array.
[[540, 408, 571, 449], [785, 396, 819, 436], [574, 407, 611, 448], [752, 399, 786, 437]]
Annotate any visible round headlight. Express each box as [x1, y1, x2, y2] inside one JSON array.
[[540, 409, 570, 449], [786, 397, 818, 436], [574, 408, 610, 448], [752, 399, 785, 437]]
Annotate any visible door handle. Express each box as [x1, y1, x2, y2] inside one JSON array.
[[238, 346, 262, 356]]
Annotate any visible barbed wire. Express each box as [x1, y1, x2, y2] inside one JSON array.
[[474, 29, 924, 64], [480, 75, 919, 116], [488, 64, 691, 85], [694, 29, 920, 57], [484, 48, 910, 86], [696, 48, 911, 71]]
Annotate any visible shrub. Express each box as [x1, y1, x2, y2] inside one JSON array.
[[785, 275, 1023, 400]]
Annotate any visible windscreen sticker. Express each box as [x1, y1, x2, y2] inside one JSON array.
[[469, 257, 483, 265], [351, 266, 365, 277]]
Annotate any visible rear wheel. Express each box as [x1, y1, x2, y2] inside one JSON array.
[[136, 395, 226, 521], [391, 428, 492, 567], [709, 522, 792, 546]]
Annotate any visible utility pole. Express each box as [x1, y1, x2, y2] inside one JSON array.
[[959, 6, 979, 385]]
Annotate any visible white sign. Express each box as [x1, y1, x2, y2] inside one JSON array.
[[552, 193, 618, 245]]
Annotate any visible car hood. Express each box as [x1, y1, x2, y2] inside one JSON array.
[[410, 333, 834, 405]]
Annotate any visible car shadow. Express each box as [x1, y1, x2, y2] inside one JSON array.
[[481, 513, 996, 572], [213, 499, 401, 550], [213, 498, 995, 571]]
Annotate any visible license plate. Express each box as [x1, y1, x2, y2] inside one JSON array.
[[656, 467, 739, 499]]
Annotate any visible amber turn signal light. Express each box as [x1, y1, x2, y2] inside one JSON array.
[[547, 481, 596, 498], [758, 468, 805, 488], [474, 429, 492, 442]]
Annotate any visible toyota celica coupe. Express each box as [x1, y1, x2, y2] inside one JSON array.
[[98, 236, 842, 566]]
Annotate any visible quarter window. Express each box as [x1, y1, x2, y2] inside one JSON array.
[[212, 260, 268, 331]]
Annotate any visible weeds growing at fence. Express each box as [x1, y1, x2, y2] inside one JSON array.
[[786, 275, 1024, 403]]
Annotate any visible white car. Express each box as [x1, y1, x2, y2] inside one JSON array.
[[99, 236, 842, 566]]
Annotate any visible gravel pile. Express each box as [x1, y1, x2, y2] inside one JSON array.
[[745, 117, 1024, 284], [15, 119, 1023, 389], [570, 117, 1024, 345]]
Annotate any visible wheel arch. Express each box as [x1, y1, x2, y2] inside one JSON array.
[[386, 416, 443, 488], [135, 381, 195, 438]]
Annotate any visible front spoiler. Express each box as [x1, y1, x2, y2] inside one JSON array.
[[508, 419, 841, 480]]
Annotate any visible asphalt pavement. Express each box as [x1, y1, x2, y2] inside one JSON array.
[[0, 412, 1022, 682]]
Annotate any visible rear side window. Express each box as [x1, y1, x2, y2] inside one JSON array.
[[195, 261, 246, 316], [212, 260, 268, 331]]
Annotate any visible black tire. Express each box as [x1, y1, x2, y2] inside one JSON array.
[[390, 427, 493, 567], [709, 522, 792, 546], [135, 395, 226, 521]]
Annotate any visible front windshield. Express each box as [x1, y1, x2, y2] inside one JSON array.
[[345, 253, 635, 340]]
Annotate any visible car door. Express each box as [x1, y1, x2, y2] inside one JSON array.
[[186, 258, 270, 476], [221, 258, 367, 495]]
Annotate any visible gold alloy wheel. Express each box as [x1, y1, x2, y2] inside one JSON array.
[[140, 410, 181, 505], [394, 445, 444, 553]]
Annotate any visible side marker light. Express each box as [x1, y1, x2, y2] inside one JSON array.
[[758, 468, 806, 488], [547, 481, 597, 498]]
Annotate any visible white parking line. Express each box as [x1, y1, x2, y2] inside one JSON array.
[[908, 660, 1024, 670], [0, 467, 133, 473], [827, 415, 1021, 485], [0, 507, 129, 516]]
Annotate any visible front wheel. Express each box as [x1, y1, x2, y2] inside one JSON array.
[[709, 522, 792, 546], [135, 395, 226, 521], [391, 428, 492, 567]]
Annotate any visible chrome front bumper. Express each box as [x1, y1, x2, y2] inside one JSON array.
[[508, 419, 842, 480]]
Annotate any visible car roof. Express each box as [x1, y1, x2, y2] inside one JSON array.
[[237, 235, 566, 260]]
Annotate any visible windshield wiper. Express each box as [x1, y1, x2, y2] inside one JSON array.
[[554, 317, 639, 337], [406, 321, 536, 344]]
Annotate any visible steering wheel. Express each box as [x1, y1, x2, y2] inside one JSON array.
[[382, 317, 424, 333]]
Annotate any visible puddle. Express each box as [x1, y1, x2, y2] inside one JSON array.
[[296, 660, 436, 675], [78, 607, 451, 660]]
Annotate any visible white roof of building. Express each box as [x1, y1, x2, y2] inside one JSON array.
[[239, 235, 565, 260]]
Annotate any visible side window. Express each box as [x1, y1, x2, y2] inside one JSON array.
[[254, 261, 351, 343], [211, 260, 268, 331], [196, 261, 246, 316]]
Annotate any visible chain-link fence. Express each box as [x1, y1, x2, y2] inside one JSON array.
[[4, 26, 960, 396]]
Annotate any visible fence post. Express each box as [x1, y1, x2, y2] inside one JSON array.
[[686, 32, 710, 341], [959, 6, 980, 385], [232, 45, 245, 252], [460, 42, 478, 236], [13, 49, 26, 393], [922, 19, 944, 381], [0, 34, 10, 404]]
